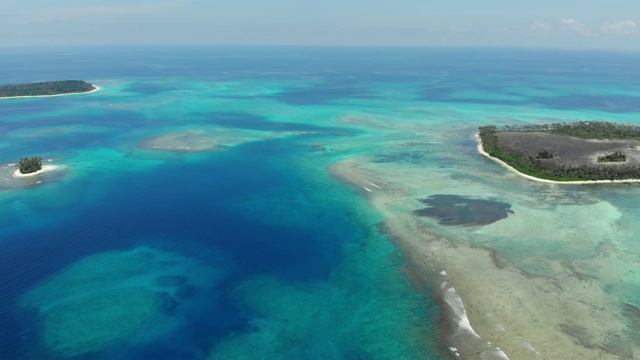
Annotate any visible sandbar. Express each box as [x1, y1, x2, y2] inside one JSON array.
[[0, 85, 100, 100], [12, 165, 59, 178], [475, 133, 640, 185]]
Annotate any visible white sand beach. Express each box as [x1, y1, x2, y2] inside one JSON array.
[[0, 85, 100, 100], [475, 133, 640, 185], [12, 165, 59, 178]]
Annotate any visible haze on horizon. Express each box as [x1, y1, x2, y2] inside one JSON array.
[[1, 0, 639, 51]]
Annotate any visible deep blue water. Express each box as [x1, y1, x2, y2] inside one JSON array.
[[0, 137, 370, 359]]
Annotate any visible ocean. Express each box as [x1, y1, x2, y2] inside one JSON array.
[[1, 46, 640, 359]]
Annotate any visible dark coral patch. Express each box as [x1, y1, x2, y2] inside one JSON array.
[[413, 195, 513, 226]]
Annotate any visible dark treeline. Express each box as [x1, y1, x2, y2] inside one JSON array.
[[537, 150, 554, 159], [479, 126, 640, 181], [17, 157, 43, 174], [500, 121, 640, 140], [0, 80, 95, 97], [598, 152, 626, 163]]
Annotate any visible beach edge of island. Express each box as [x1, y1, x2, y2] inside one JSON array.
[[12, 165, 59, 178], [475, 133, 640, 185], [0, 85, 100, 100]]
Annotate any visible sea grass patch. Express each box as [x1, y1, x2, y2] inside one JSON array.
[[414, 195, 513, 226]]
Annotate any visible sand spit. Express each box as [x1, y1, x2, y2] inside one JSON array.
[[0, 85, 100, 100], [12, 165, 58, 178], [475, 133, 640, 185], [329, 158, 639, 360]]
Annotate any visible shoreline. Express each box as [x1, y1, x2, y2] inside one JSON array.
[[12, 165, 59, 178], [475, 133, 640, 185], [0, 85, 100, 100]]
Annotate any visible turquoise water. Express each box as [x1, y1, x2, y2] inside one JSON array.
[[0, 47, 445, 360], [1, 47, 640, 359]]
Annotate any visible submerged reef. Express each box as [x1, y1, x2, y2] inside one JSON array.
[[139, 131, 231, 152], [137, 127, 315, 153], [413, 195, 513, 226], [20, 246, 222, 358]]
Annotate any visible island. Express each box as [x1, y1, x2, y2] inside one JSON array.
[[13, 156, 58, 178], [0, 80, 97, 99], [477, 121, 640, 182]]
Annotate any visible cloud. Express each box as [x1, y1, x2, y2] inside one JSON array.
[[559, 18, 594, 36], [601, 20, 637, 35], [530, 21, 553, 35]]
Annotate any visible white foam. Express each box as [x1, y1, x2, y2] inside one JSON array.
[[440, 270, 447, 276], [363, 186, 372, 192], [448, 346, 461, 359], [367, 181, 381, 189], [522, 342, 541, 356], [443, 287, 481, 339], [493, 348, 510, 360], [443, 286, 511, 359]]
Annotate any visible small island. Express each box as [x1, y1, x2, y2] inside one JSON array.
[[13, 156, 58, 178], [0, 80, 97, 99], [477, 121, 640, 182]]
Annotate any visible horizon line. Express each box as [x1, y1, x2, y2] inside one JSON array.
[[0, 44, 639, 54]]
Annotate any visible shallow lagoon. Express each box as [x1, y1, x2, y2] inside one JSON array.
[[1, 47, 640, 359]]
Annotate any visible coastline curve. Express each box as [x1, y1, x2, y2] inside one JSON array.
[[12, 165, 59, 178], [475, 133, 640, 185]]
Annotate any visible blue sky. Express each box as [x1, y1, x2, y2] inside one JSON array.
[[1, 0, 639, 50]]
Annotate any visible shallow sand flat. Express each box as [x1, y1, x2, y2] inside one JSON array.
[[138, 128, 320, 153], [12, 165, 58, 178], [139, 131, 231, 152], [1, 163, 62, 191], [8, 124, 109, 139], [329, 158, 640, 360]]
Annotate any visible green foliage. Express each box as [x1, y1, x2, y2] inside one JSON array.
[[536, 150, 554, 159], [500, 121, 640, 140], [17, 156, 43, 174], [0, 80, 95, 98], [598, 152, 626, 163], [478, 125, 640, 181]]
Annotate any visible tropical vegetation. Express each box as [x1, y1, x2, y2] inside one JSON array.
[[598, 152, 626, 163], [0, 80, 95, 98], [500, 121, 640, 140], [479, 124, 640, 181], [536, 150, 554, 159], [17, 157, 43, 174]]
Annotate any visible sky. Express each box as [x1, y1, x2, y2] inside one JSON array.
[[1, 0, 639, 50]]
